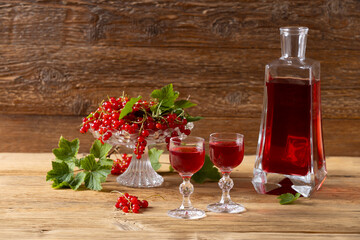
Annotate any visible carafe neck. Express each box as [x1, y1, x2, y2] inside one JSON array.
[[280, 27, 308, 59]]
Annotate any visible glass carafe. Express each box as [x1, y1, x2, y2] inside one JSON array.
[[252, 27, 327, 197]]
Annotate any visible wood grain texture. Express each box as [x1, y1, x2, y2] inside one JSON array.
[[0, 46, 359, 118], [0, 114, 359, 156], [0, 0, 358, 49], [0, 0, 359, 154], [0, 153, 359, 239]]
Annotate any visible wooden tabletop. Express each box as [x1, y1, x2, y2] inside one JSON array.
[[1, 153, 359, 239]]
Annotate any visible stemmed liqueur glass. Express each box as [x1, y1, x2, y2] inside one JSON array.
[[207, 133, 246, 213], [168, 136, 206, 219]]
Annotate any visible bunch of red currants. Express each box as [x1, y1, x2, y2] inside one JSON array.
[[80, 96, 191, 159], [115, 192, 149, 213]]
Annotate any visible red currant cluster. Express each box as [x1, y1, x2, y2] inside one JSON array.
[[111, 154, 132, 175], [80, 96, 192, 159], [115, 192, 148, 213]]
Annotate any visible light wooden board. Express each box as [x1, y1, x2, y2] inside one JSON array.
[[0, 153, 359, 239]]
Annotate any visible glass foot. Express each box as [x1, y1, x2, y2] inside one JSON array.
[[168, 208, 206, 220], [207, 202, 246, 214], [116, 150, 163, 188]]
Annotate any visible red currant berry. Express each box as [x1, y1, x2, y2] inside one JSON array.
[[139, 140, 147, 146], [141, 130, 150, 137], [141, 200, 149, 208], [131, 123, 138, 131], [103, 131, 112, 140], [146, 122, 156, 130], [122, 206, 129, 213], [156, 123, 162, 130], [112, 112, 120, 120], [118, 196, 126, 203], [184, 129, 191, 135], [132, 203, 140, 211], [137, 136, 145, 143], [179, 125, 185, 132], [80, 126, 87, 134], [130, 197, 138, 204], [132, 208, 139, 213], [166, 115, 174, 123], [138, 145, 145, 153]]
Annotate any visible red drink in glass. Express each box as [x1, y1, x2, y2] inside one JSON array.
[[209, 141, 244, 172], [168, 136, 207, 219], [261, 78, 324, 176], [170, 147, 205, 176], [207, 133, 246, 214]]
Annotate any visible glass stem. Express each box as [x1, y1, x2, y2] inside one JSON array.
[[179, 177, 194, 210], [219, 172, 234, 204]]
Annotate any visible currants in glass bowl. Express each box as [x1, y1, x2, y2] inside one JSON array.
[[79, 84, 201, 188]]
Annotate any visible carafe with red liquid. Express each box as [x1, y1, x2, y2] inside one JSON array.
[[252, 27, 327, 197]]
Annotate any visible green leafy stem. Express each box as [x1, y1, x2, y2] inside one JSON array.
[[46, 136, 113, 191]]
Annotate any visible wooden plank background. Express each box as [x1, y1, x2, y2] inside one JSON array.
[[0, 0, 359, 155]]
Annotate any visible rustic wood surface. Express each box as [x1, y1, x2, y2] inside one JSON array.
[[0, 0, 359, 155], [0, 153, 359, 239]]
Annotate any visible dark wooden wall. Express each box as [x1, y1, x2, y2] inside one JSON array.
[[0, 0, 359, 155]]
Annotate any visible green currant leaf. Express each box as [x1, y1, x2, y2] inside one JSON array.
[[169, 165, 174, 172], [52, 136, 79, 162], [81, 154, 111, 191], [174, 100, 197, 109], [186, 116, 203, 122], [46, 161, 74, 186], [84, 172, 102, 191], [90, 140, 112, 160], [150, 89, 162, 99], [148, 148, 163, 171], [68, 172, 86, 190], [277, 193, 301, 205], [99, 158, 114, 167], [52, 179, 71, 189], [191, 155, 221, 183], [151, 84, 179, 107], [94, 165, 112, 182], [80, 154, 98, 171], [119, 96, 142, 119], [84, 166, 111, 191], [75, 158, 82, 168]]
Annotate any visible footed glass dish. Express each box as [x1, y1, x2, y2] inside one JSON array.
[[91, 122, 194, 188]]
